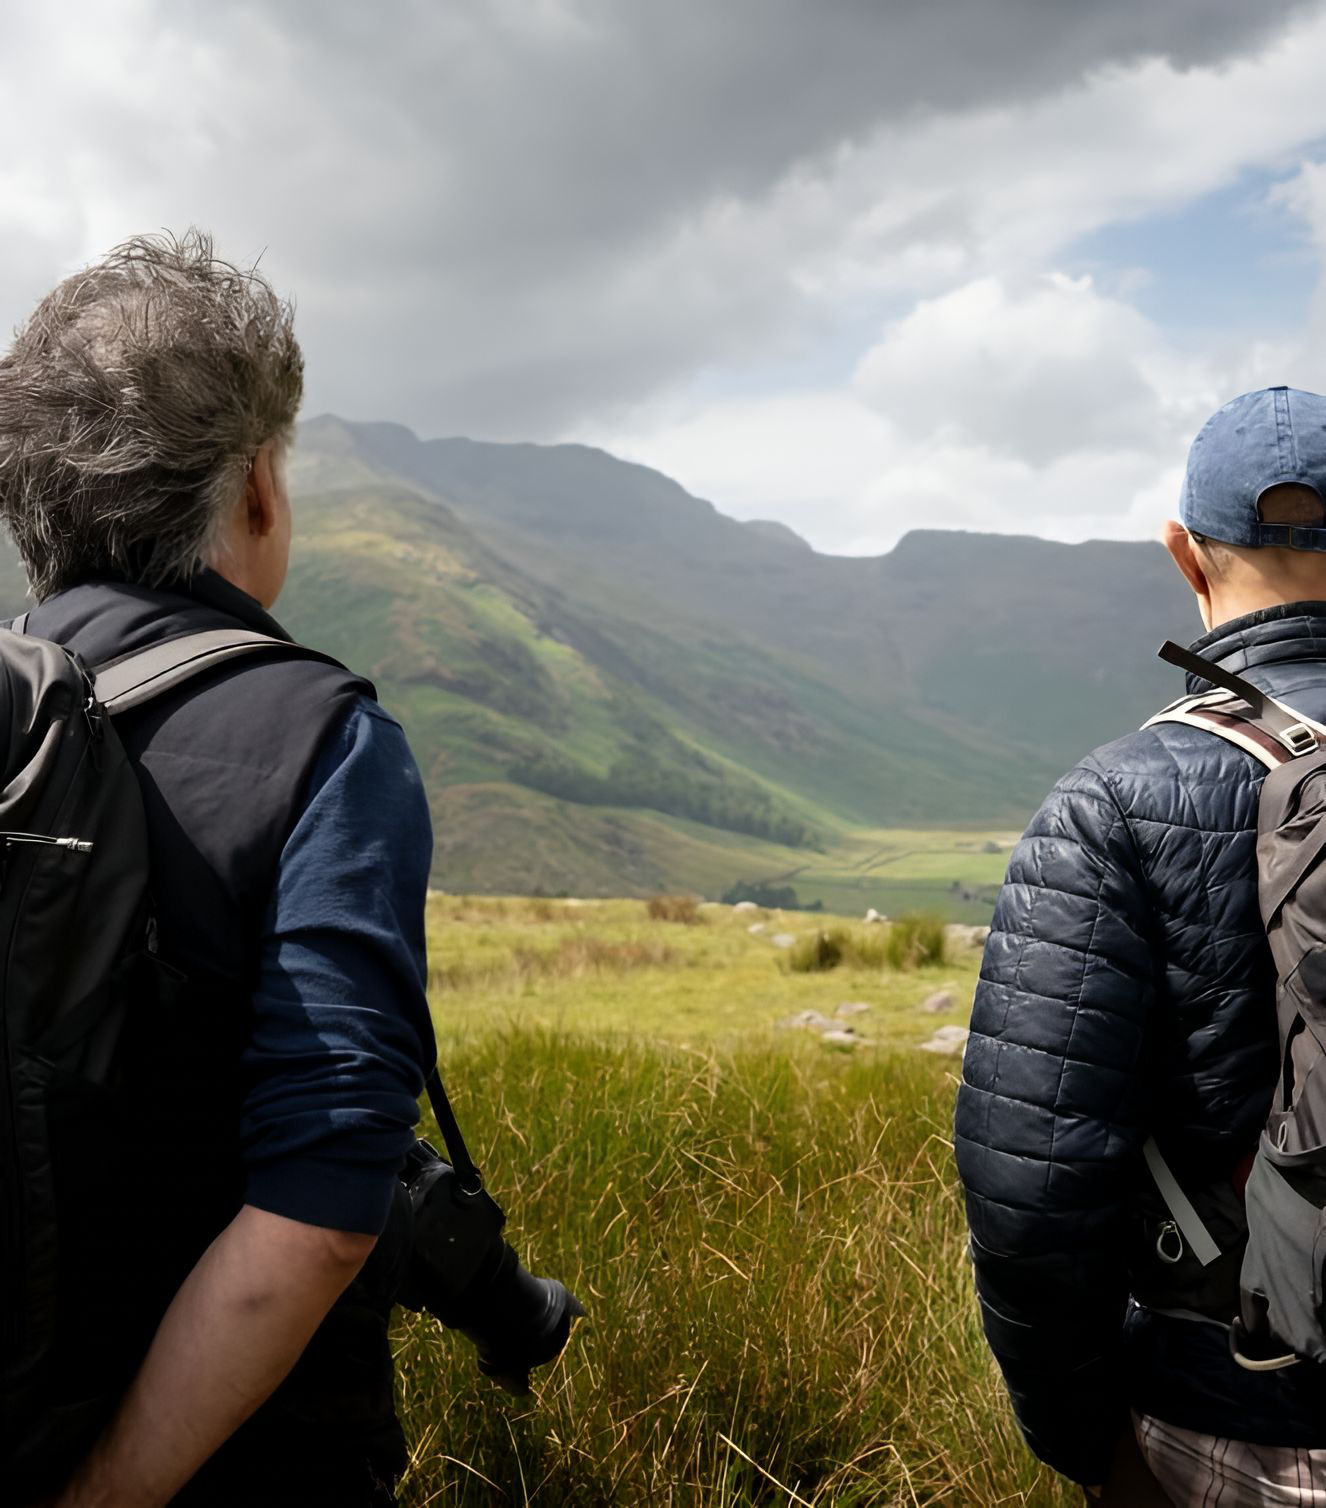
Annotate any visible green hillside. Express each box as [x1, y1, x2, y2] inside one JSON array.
[[278, 417, 1193, 895], [0, 417, 1198, 900]]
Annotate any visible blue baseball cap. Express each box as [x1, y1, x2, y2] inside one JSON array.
[[1181, 386, 1326, 550]]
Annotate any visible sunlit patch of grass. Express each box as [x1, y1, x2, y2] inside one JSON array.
[[399, 901, 1051, 1502], [394, 1036, 1067, 1506]]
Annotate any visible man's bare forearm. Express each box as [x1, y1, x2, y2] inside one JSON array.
[[53, 1204, 377, 1508]]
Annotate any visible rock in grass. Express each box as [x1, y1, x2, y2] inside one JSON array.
[[918, 1025, 969, 1054], [822, 1027, 872, 1047], [781, 1010, 835, 1030], [747, 922, 766, 935], [920, 988, 956, 1014], [836, 1001, 872, 1017], [945, 923, 993, 950], [771, 932, 797, 948], [864, 908, 887, 924], [733, 900, 760, 913]]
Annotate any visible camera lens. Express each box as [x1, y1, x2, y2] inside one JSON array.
[[457, 1243, 585, 1394]]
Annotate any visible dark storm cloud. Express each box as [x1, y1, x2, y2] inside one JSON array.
[[4, 0, 1320, 438]]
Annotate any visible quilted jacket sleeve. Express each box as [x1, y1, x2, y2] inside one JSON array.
[[954, 754, 1157, 1486]]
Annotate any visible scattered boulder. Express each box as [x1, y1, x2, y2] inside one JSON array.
[[771, 933, 798, 949], [836, 1001, 873, 1018], [747, 922, 766, 935], [945, 923, 992, 950], [864, 908, 887, 925], [920, 988, 957, 1014], [822, 1028, 872, 1048], [733, 900, 760, 913], [918, 1025, 970, 1055], [781, 1010, 835, 1030]]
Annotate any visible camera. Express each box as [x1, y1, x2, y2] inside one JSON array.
[[396, 1136, 584, 1394]]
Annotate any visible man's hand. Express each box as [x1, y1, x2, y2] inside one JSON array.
[[52, 1205, 376, 1508]]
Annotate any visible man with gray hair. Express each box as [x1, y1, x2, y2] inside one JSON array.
[[1, 232, 435, 1506]]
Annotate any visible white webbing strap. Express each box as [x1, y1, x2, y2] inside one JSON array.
[[1143, 1136, 1221, 1268], [1143, 690, 1326, 770]]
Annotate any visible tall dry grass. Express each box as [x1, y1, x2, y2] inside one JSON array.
[[393, 1034, 1066, 1506], [430, 936, 677, 992], [786, 914, 947, 976], [646, 894, 704, 925]]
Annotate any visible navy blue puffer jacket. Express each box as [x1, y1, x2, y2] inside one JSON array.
[[954, 603, 1326, 1486]]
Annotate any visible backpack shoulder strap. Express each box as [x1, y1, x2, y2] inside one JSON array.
[[1144, 640, 1324, 769], [91, 629, 353, 714], [1143, 1136, 1221, 1267]]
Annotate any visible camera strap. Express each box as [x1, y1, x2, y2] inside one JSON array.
[[425, 1067, 485, 1194]]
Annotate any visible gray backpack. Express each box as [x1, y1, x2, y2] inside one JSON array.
[[1146, 638, 1326, 1369]]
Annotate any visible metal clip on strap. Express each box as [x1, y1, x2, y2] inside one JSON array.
[[1143, 1137, 1221, 1268]]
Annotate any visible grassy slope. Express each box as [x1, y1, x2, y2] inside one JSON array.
[[397, 899, 1069, 1506], [275, 461, 1032, 906], [294, 421, 1172, 816]]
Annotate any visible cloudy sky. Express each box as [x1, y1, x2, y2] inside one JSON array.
[[8, 1, 1326, 553]]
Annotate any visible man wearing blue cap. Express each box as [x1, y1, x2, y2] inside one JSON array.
[[956, 388, 1326, 1505]]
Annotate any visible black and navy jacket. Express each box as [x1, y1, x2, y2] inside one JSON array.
[[20, 570, 434, 1506], [955, 602, 1326, 1485]]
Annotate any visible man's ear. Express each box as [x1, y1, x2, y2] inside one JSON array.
[[1162, 520, 1213, 628], [245, 441, 279, 539]]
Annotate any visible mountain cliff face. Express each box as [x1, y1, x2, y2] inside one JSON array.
[[0, 417, 1195, 894]]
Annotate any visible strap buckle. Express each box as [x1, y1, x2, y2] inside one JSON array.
[[1281, 722, 1319, 758]]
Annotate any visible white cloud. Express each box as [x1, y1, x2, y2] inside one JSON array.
[[599, 271, 1310, 552], [8, 2, 1326, 549], [853, 275, 1169, 467], [590, 8, 1326, 552]]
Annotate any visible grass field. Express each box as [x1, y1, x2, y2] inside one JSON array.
[[430, 814, 1015, 925], [391, 897, 1070, 1506], [761, 828, 1015, 925]]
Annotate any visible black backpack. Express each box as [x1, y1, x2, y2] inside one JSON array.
[[1145, 638, 1326, 1369], [0, 619, 345, 1484]]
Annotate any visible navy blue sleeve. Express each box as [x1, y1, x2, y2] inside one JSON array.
[[953, 757, 1156, 1486], [239, 697, 437, 1235]]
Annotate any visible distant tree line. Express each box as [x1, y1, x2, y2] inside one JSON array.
[[719, 881, 823, 911], [508, 751, 817, 848]]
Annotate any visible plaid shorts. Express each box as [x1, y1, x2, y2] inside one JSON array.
[[1136, 1412, 1326, 1506]]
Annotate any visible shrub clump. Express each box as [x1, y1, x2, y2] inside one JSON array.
[[786, 914, 947, 974], [787, 930, 844, 973], [884, 912, 947, 970], [646, 893, 702, 924], [721, 880, 824, 911]]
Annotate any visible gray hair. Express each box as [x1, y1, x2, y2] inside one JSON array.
[[0, 229, 303, 599]]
